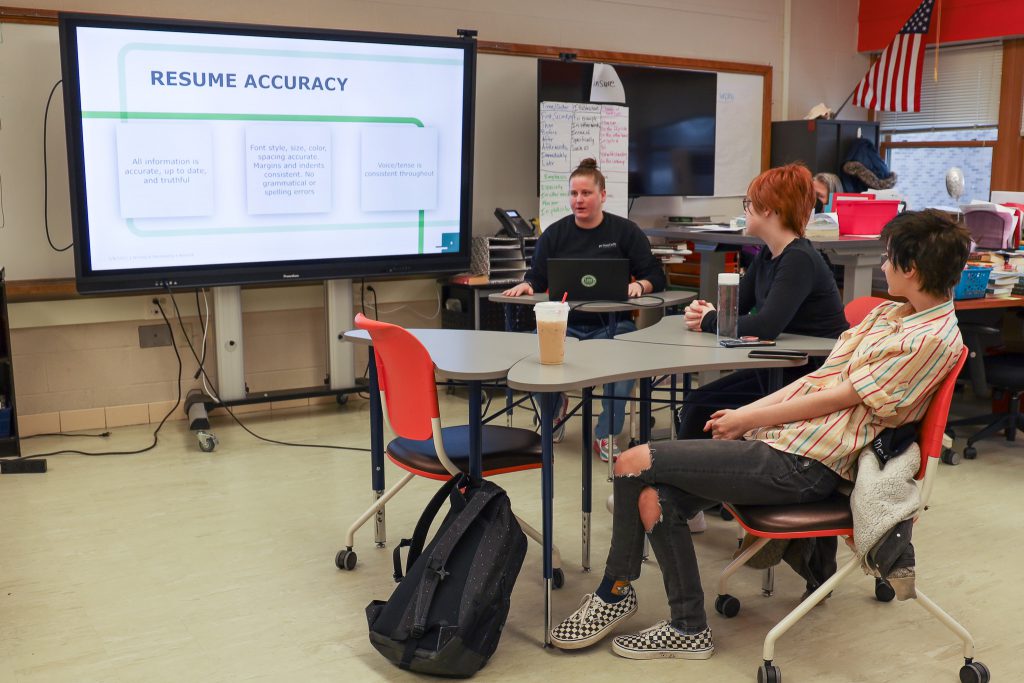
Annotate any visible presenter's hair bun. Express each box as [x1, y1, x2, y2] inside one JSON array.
[[578, 158, 599, 170]]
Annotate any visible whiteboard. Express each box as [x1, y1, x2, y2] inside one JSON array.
[[539, 101, 628, 230], [714, 72, 764, 197]]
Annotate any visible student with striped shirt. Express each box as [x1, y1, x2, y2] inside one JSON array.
[[549, 210, 971, 660]]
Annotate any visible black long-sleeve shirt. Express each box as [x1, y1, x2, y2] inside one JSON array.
[[700, 237, 848, 340], [523, 213, 666, 327]]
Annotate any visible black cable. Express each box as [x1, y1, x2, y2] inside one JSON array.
[[368, 285, 380, 320], [43, 80, 72, 253], [193, 288, 208, 380], [21, 431, 111, 439], [165, 289, 370, 453], [7, 303, 182, 460]]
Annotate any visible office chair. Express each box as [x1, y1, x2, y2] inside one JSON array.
[[962, 208, 1016, 250], [948, 318, 1024, 460], [843, 295, 889, 328], [337, 313, 564, 586], [714, 350, 989, 683]]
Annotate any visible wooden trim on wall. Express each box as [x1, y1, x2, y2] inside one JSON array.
[[992, 38, 1024, 192], [0, 5, 57, 24]]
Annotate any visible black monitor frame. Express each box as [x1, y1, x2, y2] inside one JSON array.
[[59, 13, 476, 293]]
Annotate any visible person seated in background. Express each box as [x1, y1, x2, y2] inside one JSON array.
[[549, 209, 971, 660], [503, 158, 665, 462], [813, 171, 843, 212]]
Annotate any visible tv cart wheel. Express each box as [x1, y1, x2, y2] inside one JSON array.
[[197, 430, 218, 453]]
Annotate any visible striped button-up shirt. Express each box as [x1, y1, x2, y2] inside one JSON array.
[[748, 299, 962, 480]]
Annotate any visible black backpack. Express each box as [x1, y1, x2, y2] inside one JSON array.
[[366, 474, 528, 677]]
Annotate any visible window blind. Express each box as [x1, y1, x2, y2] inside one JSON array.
[[879, 42, 1002, 132]]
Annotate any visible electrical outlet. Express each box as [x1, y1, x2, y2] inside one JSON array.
[[138, 324, 174, 348], [146, 296, 170, 319]]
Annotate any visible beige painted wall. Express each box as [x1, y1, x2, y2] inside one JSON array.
[[1, 0, 867, 431]]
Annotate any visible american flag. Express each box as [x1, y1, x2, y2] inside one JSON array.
[[853, 0, 936, 112]]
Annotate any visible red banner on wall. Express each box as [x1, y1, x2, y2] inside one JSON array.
[[859, 0, 1024, 52]]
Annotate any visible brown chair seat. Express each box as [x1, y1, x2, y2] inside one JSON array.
[[387, 425, 542, 478], [726, 491, 854, 537]]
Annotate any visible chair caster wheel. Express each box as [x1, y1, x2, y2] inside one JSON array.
[[963, 446, 977, 460], [552, 568, 565, 589], [336, 548, 357, 571], [959, 660, 990, 683], [941, 447, 961, 465], [197, 431, 218, 452], [335, 394, 349, 406], [757, 662, 781, 683], [874, 578, 895, 602], [719, 505, 734, 522], [715, 594, 740, 618]]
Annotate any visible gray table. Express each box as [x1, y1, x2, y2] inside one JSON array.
[[645, 227, 882, 305], [488, 289, 695, 312], [616, 315, 838, 356], [505, 339, 808, 646]]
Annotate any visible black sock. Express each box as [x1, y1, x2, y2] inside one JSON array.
[[595, 575, 630, 603]]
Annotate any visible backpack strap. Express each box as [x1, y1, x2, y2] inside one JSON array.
[[408, 483, 504, 639], [392, 539, 413, 583], [406, 474, 469, 572]]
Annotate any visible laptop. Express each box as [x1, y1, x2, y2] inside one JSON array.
[[547, 258, 630, 302]]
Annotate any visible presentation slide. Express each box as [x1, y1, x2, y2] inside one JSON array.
[[72, 26, 465, 271]]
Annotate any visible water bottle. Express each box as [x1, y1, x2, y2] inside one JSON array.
[[716, 272, 740, 342]]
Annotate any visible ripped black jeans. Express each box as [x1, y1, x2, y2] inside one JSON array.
[[605, 439, 841, 634]]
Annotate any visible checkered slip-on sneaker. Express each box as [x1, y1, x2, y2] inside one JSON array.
[[611, 622, 714, 660], [549, 589, 638, 650]]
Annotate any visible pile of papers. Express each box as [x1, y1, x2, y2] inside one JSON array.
[[805, 212, 839, 238], [987, 269, 1019, 298]]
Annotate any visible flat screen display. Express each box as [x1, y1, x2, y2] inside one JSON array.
[[538, 60, 716, 197], [60, 14, 475, 292]]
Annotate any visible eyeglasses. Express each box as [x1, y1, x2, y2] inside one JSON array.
[[880, 252, 890, 265], [742, 197, 753, 212]]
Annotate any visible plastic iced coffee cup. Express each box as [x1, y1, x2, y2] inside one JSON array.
[[534, 301, 570, 365]]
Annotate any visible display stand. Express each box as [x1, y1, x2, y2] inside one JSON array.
[[0, 268, 20, 458], [183, 279, 361, 452]]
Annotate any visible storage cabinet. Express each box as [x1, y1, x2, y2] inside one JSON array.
[[770, 119, 880, 177]]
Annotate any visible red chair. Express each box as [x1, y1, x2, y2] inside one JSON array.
[[714, 350, 989, 683], [338, 314, 563, 583], [844, 295, 890, 327]]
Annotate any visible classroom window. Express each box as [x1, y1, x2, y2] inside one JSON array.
[[878, 43, 1002, 210]]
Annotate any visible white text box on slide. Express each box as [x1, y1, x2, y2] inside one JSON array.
[[245, 125, 333, 215], [116, 123, 214, 219], [360, 126, 438, 212]]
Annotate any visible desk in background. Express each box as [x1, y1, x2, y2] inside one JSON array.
[[645, 227, 882, 305]]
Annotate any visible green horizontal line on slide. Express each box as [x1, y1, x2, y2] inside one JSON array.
[[81, 111, 424, 126], [123, 212, 456, 239]]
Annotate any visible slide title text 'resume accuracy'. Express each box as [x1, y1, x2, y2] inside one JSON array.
[[150, 71, 349, 92]]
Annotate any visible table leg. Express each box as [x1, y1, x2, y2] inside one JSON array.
[[367, 350, 386, 546], [639, 378, 652, 444], [468, 380, 483, 481], [581, 386, 593, 573], [606, 315, 617, 482], [829, 251, 876, 305], [540, 391, 556, 647], [698, 250, 728, 301]]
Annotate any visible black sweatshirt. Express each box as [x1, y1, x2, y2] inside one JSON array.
[[523, 213, 666, 326], [700, 237, 848, 340]]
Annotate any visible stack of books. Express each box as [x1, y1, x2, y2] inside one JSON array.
[[987, 269, 1019, 298]]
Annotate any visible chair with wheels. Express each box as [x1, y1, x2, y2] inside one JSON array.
[[337, 313, 564, 587], [947, 318, 1024, 460], [714, 350, 989, 682]]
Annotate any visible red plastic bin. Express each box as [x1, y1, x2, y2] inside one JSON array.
[[836, 199, 902, 237]]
